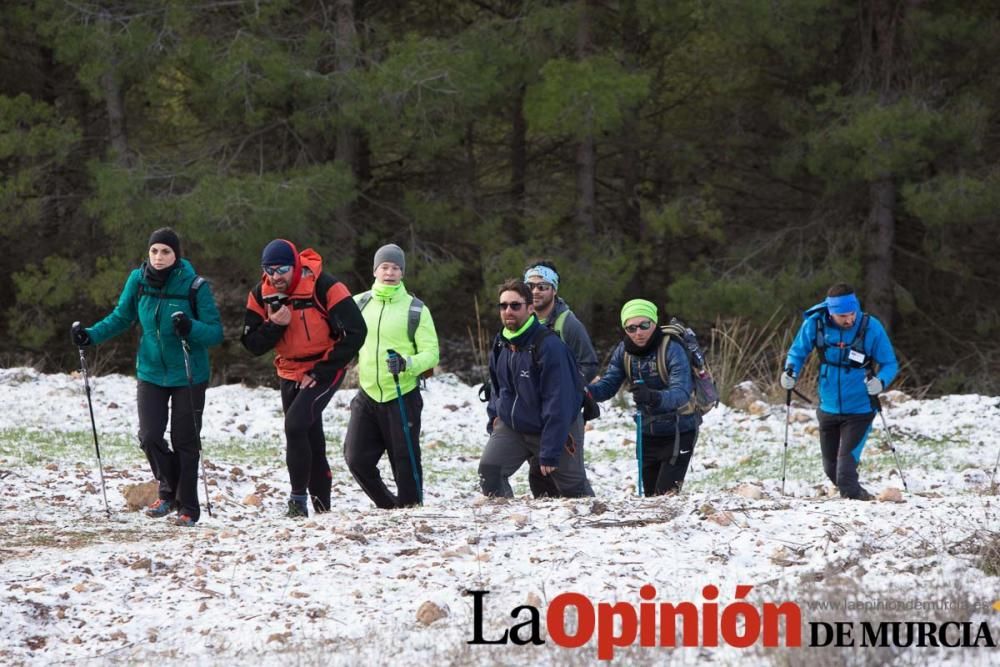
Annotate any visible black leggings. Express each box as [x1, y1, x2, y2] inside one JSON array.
[[137, 380, 206, 520], [817, 409, 875, 498], [639, 428, 699, 496], [343, 389, 423, 509], [280, 375, 343, 509]]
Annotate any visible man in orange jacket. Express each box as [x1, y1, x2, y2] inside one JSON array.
[[242, 239, 367, 517]]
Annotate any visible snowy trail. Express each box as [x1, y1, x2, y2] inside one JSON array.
[[1, 368, 998, 665]]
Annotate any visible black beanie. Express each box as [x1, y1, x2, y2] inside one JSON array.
[[148, 227, 181, 258]]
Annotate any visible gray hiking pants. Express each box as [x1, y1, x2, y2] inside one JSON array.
[[478, 417, 593, 498]]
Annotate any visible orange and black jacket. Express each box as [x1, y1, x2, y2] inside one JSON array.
[[241, 247, 366, 384]]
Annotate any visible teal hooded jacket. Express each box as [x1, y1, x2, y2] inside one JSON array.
[[86, 259, 223, 387]]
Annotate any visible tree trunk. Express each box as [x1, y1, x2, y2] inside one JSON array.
[[575, 0, 596, 239], [510, 83, 527, 224], [620, 0, 642, 240], [865, 178, 895, 328], [333, 0, 359, 254], [574, 0, 596, 321], [857, 0, 906, 331], [98, 12, 132, 168]]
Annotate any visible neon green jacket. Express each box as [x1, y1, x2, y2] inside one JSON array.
[[355, 283, 439, 402]]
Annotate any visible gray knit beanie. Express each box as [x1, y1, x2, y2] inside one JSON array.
[[373, 243, 405, 272]]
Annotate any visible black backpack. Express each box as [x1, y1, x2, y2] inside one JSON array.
[[622, 318, 719, 416], [137, 274, 206, 318]]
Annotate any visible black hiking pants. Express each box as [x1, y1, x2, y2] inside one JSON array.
[[640, 428, 699, 496], [343, 388, 423, 509], [281, 374, 343, 512], [817, 409, 875, 498], [137, 380, 206, 521]]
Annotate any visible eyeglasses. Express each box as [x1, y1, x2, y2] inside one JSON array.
[[624, 320, 654, 334], [528, 282, 553, 292], [498, 302, 526, 311], [262, 265, 293, 277]]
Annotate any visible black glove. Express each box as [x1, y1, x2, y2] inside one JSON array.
[[630, 383, 658, 407], [171, 311, 192, 337], [386, 350, 407, 376], [306, 367, 330, 385], [71, 321, 91, 347], [582, 389, 601, 422]]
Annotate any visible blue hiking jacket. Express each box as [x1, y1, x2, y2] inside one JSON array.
[[784, 304, 898, 415], [588, 336, 701, 435], [486, 317, 583, 467]]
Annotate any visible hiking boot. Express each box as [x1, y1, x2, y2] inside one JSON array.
[[844, 488, 874, 501], [286, 494, 309, 518], [311, 495, 331, 514], [172, 514, 197, 527], [145, 498, 176, 518]]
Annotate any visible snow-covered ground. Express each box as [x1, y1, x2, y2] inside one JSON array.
[[1, 367, 998, 666]]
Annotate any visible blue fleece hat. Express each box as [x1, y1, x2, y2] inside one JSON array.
[[261, 239, 297, 267]]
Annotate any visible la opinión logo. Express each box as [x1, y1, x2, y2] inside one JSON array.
[[466, 586, 999, 660], [466, 584, 802, 660]]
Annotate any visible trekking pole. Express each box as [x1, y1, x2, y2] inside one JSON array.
[[174, 314, 213, 518], [781, 389, 791, 496], [870, 393, 908, 492], [634, 380, 644, 497], [866, 371, 908, 492], [991, 443, 1000, 492], [387, 349, 422, 503], [75, 326, 111, 519]]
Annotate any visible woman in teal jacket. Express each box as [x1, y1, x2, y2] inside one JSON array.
[[71, 228, 223, 525]]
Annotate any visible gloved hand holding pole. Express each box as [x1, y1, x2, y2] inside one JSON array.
[[174, 312, 213, 517], [387, 349, 422, 503], [633, 379, 644, 497], [74, 322, 111, 518]]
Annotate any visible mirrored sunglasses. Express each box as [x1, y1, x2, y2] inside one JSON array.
[[624, 320, 654, 334], [262, 265, 293, 277]]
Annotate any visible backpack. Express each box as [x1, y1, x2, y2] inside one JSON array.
[[622, 318, 719, 416], [355, 290, 432, 380], [138, 275, 206, 319], [355, 291, 425, 347], [810, 307, 873, 371]]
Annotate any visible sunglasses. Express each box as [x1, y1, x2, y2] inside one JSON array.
[[262, 265, 294, 277], [528, 282, 553, 292], [498, 302, 526, 311], [624, 320, 655, 334]]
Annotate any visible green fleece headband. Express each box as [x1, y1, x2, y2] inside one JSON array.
[[620, 299, 658, 326]]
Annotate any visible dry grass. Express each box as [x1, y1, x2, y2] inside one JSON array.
[[975, 530, 1000, 576], [707, 311, 816, 405]]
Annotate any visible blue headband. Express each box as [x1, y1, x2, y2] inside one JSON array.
[[524, 265, 559, 291], [825, 293, 860, 315]]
